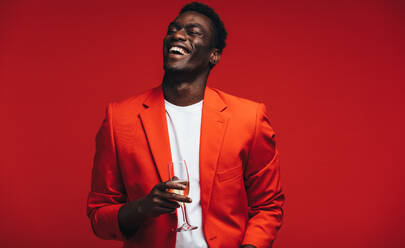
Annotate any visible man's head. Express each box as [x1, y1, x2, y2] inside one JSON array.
[[163, 2, 227, 74]]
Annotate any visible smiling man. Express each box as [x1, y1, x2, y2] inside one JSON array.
[[87, 2, 284, 248]]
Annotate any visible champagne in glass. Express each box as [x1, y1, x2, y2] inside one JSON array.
[[170, 180, 189, 196], [168, 160, 197, 232]]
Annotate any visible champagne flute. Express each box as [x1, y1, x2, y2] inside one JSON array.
[[168, 160, 198, 232]]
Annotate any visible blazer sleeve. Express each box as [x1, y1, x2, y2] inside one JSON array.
[[241, 103, 285, 248], [87, 103, 127, 241]]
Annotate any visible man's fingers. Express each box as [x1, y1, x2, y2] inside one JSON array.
[[157, 180, 186, 191], [160, 191, 192, 203], [154, 206, 177, 214], [166, 180, 187, 190], [155, 198, 180, 209]]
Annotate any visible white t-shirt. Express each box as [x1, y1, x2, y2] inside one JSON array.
[[165, 99, 208, 248]]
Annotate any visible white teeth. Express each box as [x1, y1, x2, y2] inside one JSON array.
[[169, 46, 187, 55]]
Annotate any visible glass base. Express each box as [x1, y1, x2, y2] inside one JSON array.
[[176, 223, 198, 232]]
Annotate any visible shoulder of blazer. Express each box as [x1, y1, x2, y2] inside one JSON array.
[[209, 87, 262, 122], [107, 86, 158, 123]]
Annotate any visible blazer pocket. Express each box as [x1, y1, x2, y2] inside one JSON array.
[[217, 165, 242, 183]]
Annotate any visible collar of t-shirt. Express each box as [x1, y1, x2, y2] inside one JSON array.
[[164, 99, 203, 112]]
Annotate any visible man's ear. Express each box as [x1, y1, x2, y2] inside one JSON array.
[[209, 48, 221, 66]]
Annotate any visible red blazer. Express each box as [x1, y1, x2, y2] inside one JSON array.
[[87, 85, 284, 248]]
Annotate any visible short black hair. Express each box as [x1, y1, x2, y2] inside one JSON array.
[[180, 2, 227, 54]]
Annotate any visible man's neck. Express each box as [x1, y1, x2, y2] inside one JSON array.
[[162, 71, 208, 106]]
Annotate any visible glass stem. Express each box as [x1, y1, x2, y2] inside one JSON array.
[[181, 203, 187, 224]]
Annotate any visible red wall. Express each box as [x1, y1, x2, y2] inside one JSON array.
[[1, 0, 404, 247]]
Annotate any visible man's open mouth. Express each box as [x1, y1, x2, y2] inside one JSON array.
[[168, 45, 190, 56]]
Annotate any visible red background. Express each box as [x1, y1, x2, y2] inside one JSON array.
[[1, 0, 404, 247]]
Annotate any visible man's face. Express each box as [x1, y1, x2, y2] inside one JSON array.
[[163, 11, 216, 73]]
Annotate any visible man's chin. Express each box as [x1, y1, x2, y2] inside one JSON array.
[[163, 64, 190, 74]]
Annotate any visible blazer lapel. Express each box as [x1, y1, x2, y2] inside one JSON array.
[[139, 86, 172, 182], [199, 87, 229, 210], [138, 85, 229, 207]]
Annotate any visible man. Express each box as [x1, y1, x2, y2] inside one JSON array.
[[87, 2, 284, 248]]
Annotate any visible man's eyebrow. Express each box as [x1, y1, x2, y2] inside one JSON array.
[[168, 22, 205, 30], [186, 23, 204, 29]]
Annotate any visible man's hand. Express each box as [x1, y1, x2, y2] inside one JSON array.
[[118, 179, 191, 238], [137, 179, 192, 218]]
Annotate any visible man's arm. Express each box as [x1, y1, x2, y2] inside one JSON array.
[[87, 104, 192, 240], [240, 103, 285, 248], [87, 103, 127, 241]]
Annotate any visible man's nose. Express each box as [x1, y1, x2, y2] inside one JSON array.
[[172, 28, 187, 41]]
